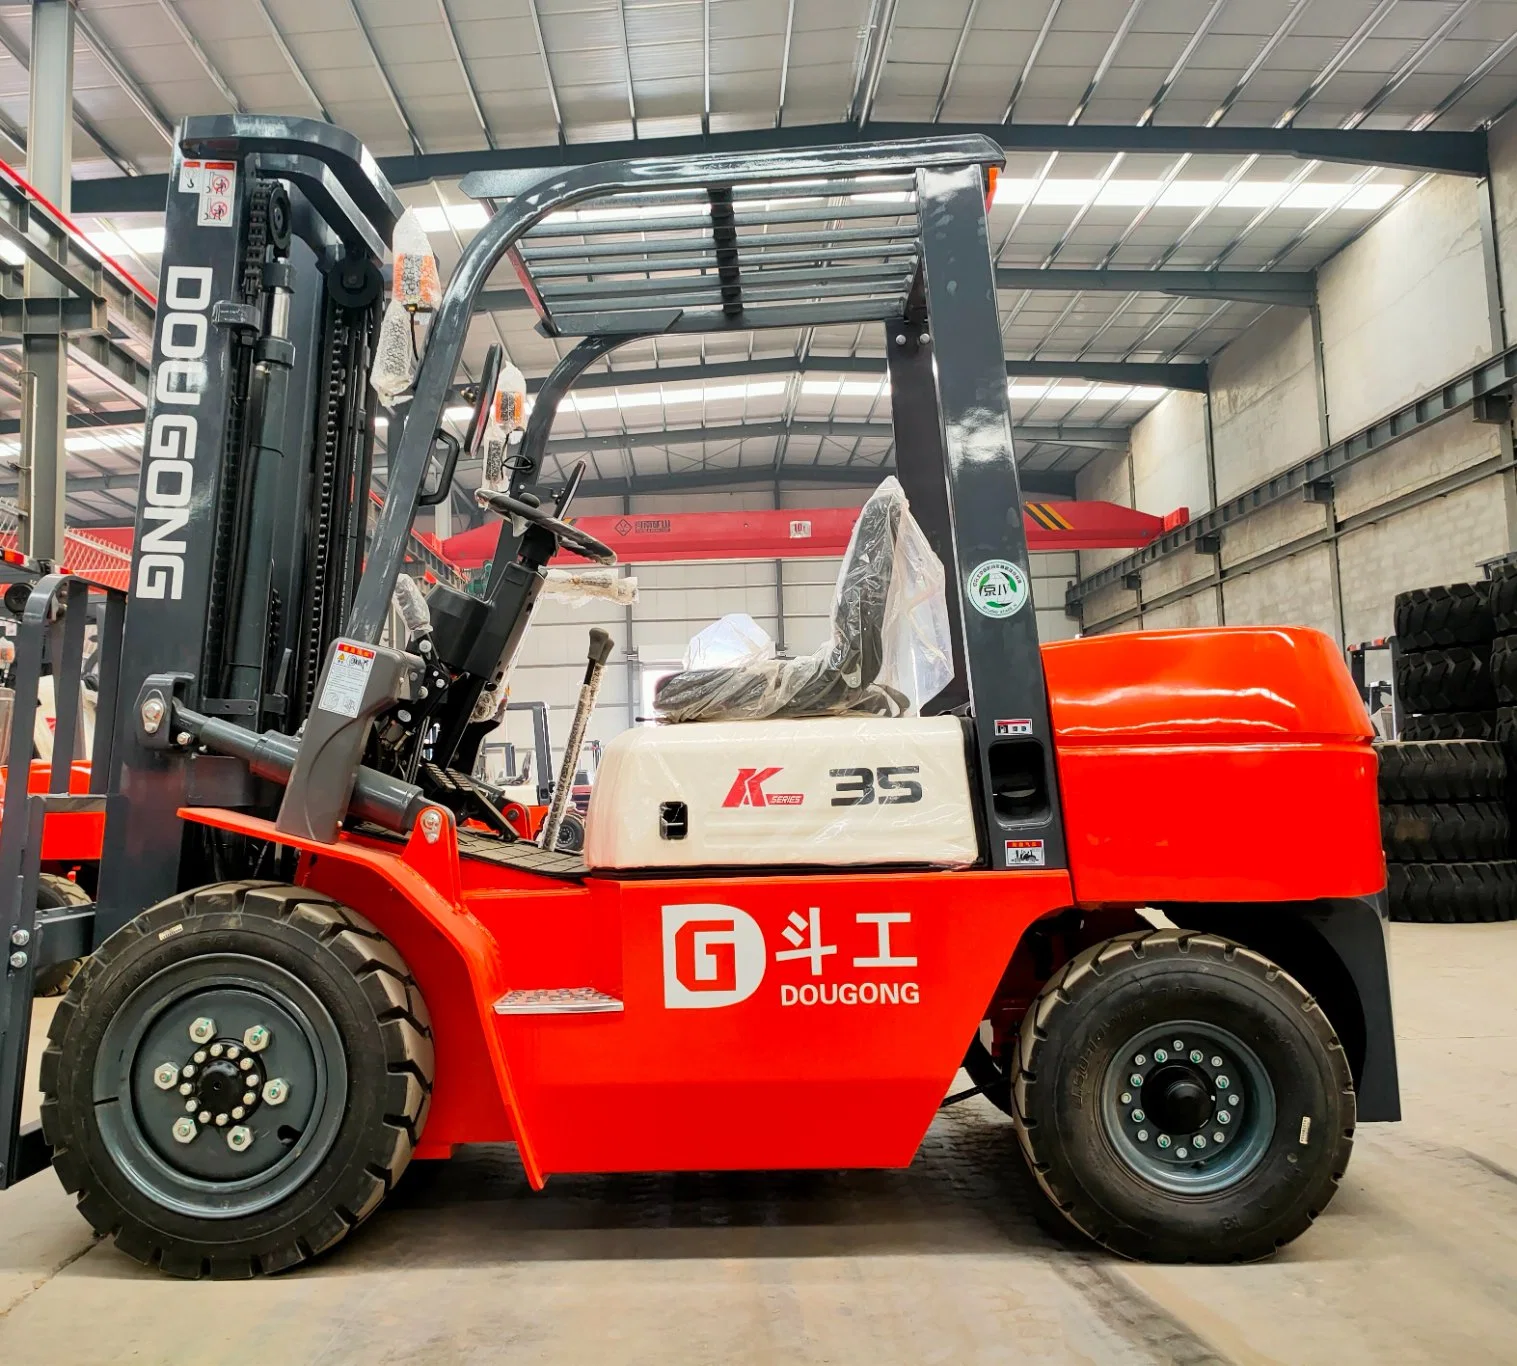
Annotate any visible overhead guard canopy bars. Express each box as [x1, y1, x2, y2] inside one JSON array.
[[347, 133, 1005, 641], [341, 131, 1069, 871]]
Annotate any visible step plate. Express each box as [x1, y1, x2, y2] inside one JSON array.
[[493, 986, 624, 1015]]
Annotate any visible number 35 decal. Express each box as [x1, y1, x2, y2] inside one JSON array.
[[829, 765, 923, 806]]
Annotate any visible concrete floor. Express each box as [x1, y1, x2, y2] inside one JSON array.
[[2, 923, 1516, 1365]]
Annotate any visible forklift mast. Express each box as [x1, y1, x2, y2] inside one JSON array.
[[95, 118, 399, 937]]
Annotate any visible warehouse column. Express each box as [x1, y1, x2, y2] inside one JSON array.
[[18, 0, 75, 562]]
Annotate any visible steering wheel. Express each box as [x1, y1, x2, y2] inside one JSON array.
[[462, 343, 503, 456], [478, 487, 617, 565]]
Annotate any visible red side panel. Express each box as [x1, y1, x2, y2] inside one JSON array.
[[493, 869, 1073, 1174], [1043, 627, 1384, 905]]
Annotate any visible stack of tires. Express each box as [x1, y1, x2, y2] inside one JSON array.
[[1382, 579, 1516, 922]]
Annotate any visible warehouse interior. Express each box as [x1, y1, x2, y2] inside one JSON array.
[[1, 1, 1516, 1362]]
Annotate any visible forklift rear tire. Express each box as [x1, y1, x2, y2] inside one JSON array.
[[1011, 929, 1354, 1263], [40, 881, 433, 1279], [1399, 710, 1496, 742], [31, 874, 92, 997], [555, 810, 586, 853]]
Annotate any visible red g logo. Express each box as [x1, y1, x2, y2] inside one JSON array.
[[661, 904, 765, 1009]]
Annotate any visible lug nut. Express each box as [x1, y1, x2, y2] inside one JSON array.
[[183, 1064, 196, 1077], [209, 1043, 225, 1058], [1210, 1056, 1223, 1068], [178, 1082, 192, 1096], [1189, 1050, 1203, 1064], [9, 951, 27, 970], [1133, 1054, 1146, 1066], [1153, 1049, 1168, 1062], [215, 1113, 229, 1127], [1193, 1135, 1207, 1149], [153, 1063, 179, 1090], [226, 1045, 240, 1060], [1137, 1129, 1149, 1141], [1129, 1073, 1143, 1087], [226, 1126, 253, 1152], [1176, 1146, 1188, 1158], [262, 1078, 289, 1106], [1172, 1040, 1184, 1051], [243, 1025, 271, 1053], [198, 1110, 211, 1124], [1218, 1110, 1231, 1124], [189, 1017, 216, 1044], [242, 1091, 256, 1106], [1216, 1075, 1230, 1089], [232, 1106, 245, 1120], [239, 1057, 253, 1071], [1213, 1131, 1224, 1143], [1228, 1094, 1240, 1107], [1120, 1091, 1132, 1105], [172, 1117, 197, 1143], [184, 1100, 196, 1112], [1156, 1134, 1171, 1149], [1131, 1109, 1145, 1123]]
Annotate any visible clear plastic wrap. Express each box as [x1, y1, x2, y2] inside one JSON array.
[[391, 207, 441, 310], [683, 612, 774, 670], [370, 298, 418, 407], [480, 360, 528, 495], [541, 567, 639, 607], [654, 477, 952, 723], [392, 573, 432, 638]]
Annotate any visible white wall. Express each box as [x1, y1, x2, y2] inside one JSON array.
[[1077, 107, 1517, 643]]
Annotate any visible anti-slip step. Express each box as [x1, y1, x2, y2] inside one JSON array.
[[493, 987, 624, 1014]]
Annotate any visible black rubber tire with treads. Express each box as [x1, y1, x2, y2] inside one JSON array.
[[1394, 647, 1496, 714], [31, 874, 92, 997], [40, 881, 433, 1279], [1492, 636, 1517, 704], [1393, 582, 1493, 649], [1399, 710, 1496, 741], [1011, 929, 1354, 1263], [1380, 801, 1509, 862], [1386, 860, 1517, 923], [1490, 567, 1517, 635], [1376, 739, 1505, 802]]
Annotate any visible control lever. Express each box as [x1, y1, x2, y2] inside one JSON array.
[[540, 628, 613, 854]]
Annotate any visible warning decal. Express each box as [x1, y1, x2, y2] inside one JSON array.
[[1005, 839, 1046, 868], [318, 642, 376, 719], [197, 162, 237, 227], [994, 718, 1034, 737]]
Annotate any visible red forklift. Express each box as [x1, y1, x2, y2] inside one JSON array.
[[0, 117, 1395, 1277]]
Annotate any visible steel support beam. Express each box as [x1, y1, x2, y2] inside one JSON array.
[[1069, 340, 1517, 610], [993, 266, 1314, 307], [532, 419, 1127, 455], [0, 405, 145, 436], [69, 121, 1489, 217], [19, 0, 72, 561], [527, 463, 1078, 501], [513, 352, 1205, 393]]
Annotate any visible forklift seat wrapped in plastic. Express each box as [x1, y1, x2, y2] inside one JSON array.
[[654, 478, 952, 722]]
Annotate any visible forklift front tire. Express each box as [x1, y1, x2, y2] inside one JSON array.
[[40, 881, 433, 1279], [31, 874, 93, 997], [1011, 929, 1354, 1262]]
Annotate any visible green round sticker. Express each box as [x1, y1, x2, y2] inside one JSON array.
[[966, 559, 1029, 619]]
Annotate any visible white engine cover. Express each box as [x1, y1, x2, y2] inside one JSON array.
[[584, 716, 979, 870]]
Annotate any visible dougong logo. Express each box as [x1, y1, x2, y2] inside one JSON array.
[[661, 904, 766, 1009]]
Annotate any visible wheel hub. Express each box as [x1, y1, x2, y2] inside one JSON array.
[[1102, 1021, 1275, 1194], [100, 963, 341, 1217]]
